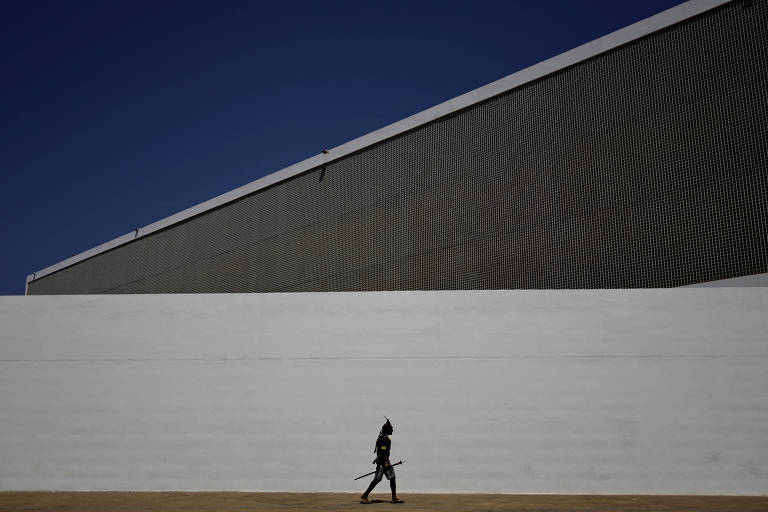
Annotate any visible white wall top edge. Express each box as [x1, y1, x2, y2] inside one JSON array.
[[29, 0, 733, 283], [684, 272, 768, 287]]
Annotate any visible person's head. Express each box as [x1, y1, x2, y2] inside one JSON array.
[[382, 417, 394, 436]]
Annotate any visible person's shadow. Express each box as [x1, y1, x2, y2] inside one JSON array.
[[360, 499, 387, 504]]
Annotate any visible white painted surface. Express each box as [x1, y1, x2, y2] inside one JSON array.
[[1, 289, 766, 494], [28, 0, 733, 283]]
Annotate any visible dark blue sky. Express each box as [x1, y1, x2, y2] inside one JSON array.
[[1, 0, 685, 295]]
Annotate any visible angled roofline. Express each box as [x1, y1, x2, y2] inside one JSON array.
[[27, 0, 733, 286]]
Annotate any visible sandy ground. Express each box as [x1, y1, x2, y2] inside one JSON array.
[[1, 492, 767, 512]]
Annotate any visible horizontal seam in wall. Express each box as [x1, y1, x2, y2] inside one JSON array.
[[1, 354, 766, 363]]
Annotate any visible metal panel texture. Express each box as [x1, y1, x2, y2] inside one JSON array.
[[28, 1, 768, 294]]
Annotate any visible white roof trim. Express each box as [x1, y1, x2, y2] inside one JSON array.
[[29, 0, 733, 284]]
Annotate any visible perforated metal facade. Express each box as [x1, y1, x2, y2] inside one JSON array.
[[28, 1, 768, 294]]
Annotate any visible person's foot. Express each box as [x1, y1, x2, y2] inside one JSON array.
[[391, 497, 404, 503], [360, 494, 371, 504]]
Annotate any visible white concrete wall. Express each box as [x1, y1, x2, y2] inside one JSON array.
[[0, 290, 766, 494]]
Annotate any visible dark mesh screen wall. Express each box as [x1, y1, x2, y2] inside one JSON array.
[[28, 1, 768, 294]]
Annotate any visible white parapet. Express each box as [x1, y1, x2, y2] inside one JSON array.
[[1, 288, 766, 493]]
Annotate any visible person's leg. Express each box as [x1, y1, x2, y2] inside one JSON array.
[[361, 476, 380, 502], [387, 467, 402, 503]]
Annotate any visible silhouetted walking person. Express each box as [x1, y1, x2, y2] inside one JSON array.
[[360, 417, 403, 504]]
